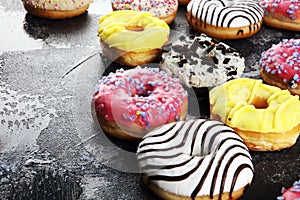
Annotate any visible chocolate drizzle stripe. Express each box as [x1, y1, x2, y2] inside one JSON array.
[[190, 120, 207, 156], [207, 130, 236, 153], [229, 164, 254, 198], [215, 137, 244, 151], [141, 123, 177, 141], [141, 157, 195, 171], [191, 152, 217, 198], [219, 153, 252, 200], [147, 157, 204, 182], [210, 6, 217, 25], [138, 152, 183, 162], [200, 123, 223, 156], [137, 122, 191, 154], [191, 144, 248, 198], [226, 15, 252, 28], [210, 147, 251, 199]]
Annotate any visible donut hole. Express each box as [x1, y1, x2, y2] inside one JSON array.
[[251, 97, 269, 109], [133, 84, 155, 97], [125, 26, 144, 32]]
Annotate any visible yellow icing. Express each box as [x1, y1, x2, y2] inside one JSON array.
[[210, 78, 300, 132], [98, 10, 170, 52]]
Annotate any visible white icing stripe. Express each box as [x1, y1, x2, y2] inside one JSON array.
[[137, 119, 254, 198], [187, 0, 264, 27]]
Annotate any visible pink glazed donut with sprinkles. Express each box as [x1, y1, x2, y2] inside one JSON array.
[[92, 67, 188, 140], [111, 0, 178, 24], [259, 39, 300, 95], [260, 0, 300, 31]]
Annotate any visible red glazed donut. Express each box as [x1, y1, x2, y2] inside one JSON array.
[[277, 180, 300, 200], [259, 39, 300, 95], [92, 67, 188, 140], [260, 0, 300, 31]]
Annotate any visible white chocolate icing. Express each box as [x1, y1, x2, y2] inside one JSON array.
[[23, 0, 93, 11], [160, 34, 245, 88], [137, 119, 254, 198], [187, 0, 264, 27]]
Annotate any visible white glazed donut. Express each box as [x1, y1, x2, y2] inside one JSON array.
[[161, 34, 245, 88], [186, 0, 264, 39], [137, 119, 254, 200]]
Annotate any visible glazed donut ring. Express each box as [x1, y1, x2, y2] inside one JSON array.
[[260, 0, 300, 31], [111, 0, 178, 24], [259, 39, 300, 95], [98, 10, 170, 67], [22, 0, 93, 19], [137, 119, 254, 200], [186, 0, 264, 39], [210, 78, 300, 151], [92, 67, 188, 140]]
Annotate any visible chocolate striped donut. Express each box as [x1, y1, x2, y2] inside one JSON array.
[[186, 0, 264, 39], [137, 119, 254, 199]]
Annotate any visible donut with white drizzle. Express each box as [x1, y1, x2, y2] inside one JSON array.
[[137, 119, 254, 200], [186, 0, 264, 39], [259, 39, 300, 95], [92, 67, 188, 140]]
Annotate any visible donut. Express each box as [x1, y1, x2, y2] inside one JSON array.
[[137, 119, 254, 200], [277, 180, 300, 200], [160, 33, 245, 88], [98, 10, 170, 67], [260, 0, 300, 31], [210, 78, 300, 151], [22, 0, 93, 19], [186, 0, 264, 39], [259, 38, 300, 96], [92, 67, 188, 140], [111, 0, 178, 24]]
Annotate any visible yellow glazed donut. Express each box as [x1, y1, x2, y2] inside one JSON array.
[[22, 0, 93, 19], [98, 10, 170, 67], [210, 78, 300, 151]]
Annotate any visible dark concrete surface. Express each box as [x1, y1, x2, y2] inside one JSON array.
[[0, 0, 299, 199]]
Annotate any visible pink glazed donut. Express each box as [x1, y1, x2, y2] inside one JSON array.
[[259, 39, 300, 95], [92, 67, 188, 140], [260, 0, 300, 31]]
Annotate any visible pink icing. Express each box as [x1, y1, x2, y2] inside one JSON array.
[[277, 180, 300, 200], [260, 0, 300, 20], [93, 67, 188, 131], [259, 39, 300, 89]]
